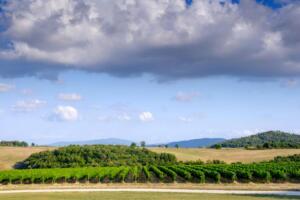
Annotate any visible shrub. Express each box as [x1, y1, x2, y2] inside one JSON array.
[[158, 166, 177, 182], [149, 166, 164, 181], [252, 170, 271, 183]]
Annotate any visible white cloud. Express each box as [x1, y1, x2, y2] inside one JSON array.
[[21, 89, 33, 95], [58, 93, 82, 101], [1, 1, 300, 80], [139, 112, 154, 122], [51, 106, 79, 121], [0, 83, 14, 92], [117, 113, 131, 121], [98, 113, 131, 123], [98, 116, 112, 123], [281, 79, 298, 88], [178, 116, 193, 123], [174, 91, 199, 102], [12, 99, 46, 112]]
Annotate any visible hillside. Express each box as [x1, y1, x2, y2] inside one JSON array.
[[158, 138, 226, 148], [213, 131, 300, 148], [151, 148, 300, 163], [18, 145, 176, 169], [49, 138, 134, 147]]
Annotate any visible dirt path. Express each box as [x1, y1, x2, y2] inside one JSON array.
[[0, 188, 300, 196]]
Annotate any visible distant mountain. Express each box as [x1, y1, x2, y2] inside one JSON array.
[[151, 138, 226, 148], [49, 138, 134, 147], [212, 131, 300, 148]]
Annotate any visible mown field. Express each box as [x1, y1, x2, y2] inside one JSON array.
[[0, 192, 299, 200], [0, 147, 55, 171], [150, 148, 300, 163]]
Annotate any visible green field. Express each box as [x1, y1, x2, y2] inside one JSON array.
[[0, 192, 299, 200], [1, 162, 299, 185]]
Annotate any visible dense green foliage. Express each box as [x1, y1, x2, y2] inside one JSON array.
[[212, 131, 300, 148], [19, 145, 177, 169], [1, 162, 299, 185], [272, 154, 300, 163], [0, 140, 28, 147]]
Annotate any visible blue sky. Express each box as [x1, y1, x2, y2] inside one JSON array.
[[0, 0, 300, 144], [1, 72, 299, 144]]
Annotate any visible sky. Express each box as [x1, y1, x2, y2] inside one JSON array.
[[0, 0, 300, 144]]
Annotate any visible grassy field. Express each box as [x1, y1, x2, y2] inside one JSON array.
[[0, 147, 55, 171], [0, 192, 299, 200], [150, 148, 300, 163]]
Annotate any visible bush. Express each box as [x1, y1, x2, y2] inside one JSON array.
[[20, 145, 177, 169], [252, 170, 271, 183], [158, 166, 177, 182], [236, 170, 252, 182], [142, 166, 151, 181], [270, 170, 287, 182], [149, 166, 164, 181], [169, 166, 192, 181]]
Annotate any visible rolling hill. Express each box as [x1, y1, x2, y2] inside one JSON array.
[[151, 138, 226, 148], [18, 145, 176, 169], [213, 131, 300, 148]]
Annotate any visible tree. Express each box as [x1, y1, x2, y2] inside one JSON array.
[[31, 143, 35, 147], [165, 144, 169, 148], [263, 142, 270, 149], [175, 144, 179, 149], [18, 145, 177, 169], [140, 141, 146, 148], [130, 142, 137, 148], [214, 144, 222, 149]]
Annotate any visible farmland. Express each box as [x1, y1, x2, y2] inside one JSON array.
[[0, 162, 299, 185], [150, 148, 300, 163], [2, 147, 300, 171], [0, 147, 55, 171]]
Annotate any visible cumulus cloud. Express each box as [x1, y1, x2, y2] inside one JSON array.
[[174, 91, 199, 102], [0, 83, 14, 92], [98, 113, 131, 123], [139, 112, 154, 122], [178, 116, 193, 123], [12, 99, 46, 112], [50, 106, 79, 121], [21, 89, 33, 95], [1, 0, 300, 80], [117, 113, 131, 121], [58, 93, 82, 101]]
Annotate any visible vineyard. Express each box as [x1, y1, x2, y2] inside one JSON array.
[[0, 162, 299, 185]]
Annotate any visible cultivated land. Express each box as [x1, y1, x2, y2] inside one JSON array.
[[0, 192, 299, 200], [150, 148, 300, 163], [0, 147, 55, 171], [1, 147, 300, 171]]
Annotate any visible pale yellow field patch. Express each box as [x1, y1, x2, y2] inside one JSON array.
[[0, 147, 55, 170], [150, 148, 300, 163]]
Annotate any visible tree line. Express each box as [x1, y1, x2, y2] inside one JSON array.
[[0, 141, 28, 147]]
